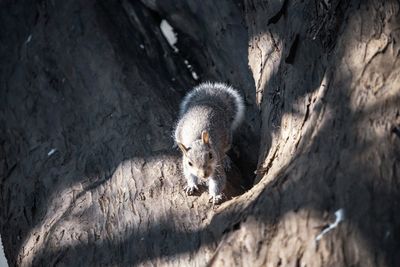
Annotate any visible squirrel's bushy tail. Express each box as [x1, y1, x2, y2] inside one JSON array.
[[180, 82, 245, 131]]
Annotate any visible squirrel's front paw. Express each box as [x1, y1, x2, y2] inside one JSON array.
[[184, 184, 198, 195], [209, 194, 224, 205]]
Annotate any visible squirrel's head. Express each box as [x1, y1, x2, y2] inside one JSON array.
[[178, 131, 218, 179]]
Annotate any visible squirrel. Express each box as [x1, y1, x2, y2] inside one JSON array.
[[174, 82, 245, 205]]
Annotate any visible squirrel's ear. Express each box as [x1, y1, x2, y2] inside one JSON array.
[[201, 130, 209, 145], [178, 143, 189, 154]]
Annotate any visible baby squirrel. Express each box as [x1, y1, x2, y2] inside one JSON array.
[[174, 82, 245, 205]]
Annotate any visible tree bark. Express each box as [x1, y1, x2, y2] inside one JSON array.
[[1, 0, 399, 266]]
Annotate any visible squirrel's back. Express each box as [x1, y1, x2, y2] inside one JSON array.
[[179, 82, 245, 131]]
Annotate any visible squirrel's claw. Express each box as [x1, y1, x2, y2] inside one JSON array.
[[184, 184, 198, 195], [209, 194, 224, 206]]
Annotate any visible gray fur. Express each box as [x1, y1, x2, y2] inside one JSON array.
[[179, 82, 245, 131], [174, 82, 245, 204]]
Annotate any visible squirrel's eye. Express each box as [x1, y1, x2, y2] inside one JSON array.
[[209, 152, 213, 159], [188, 161, 193, 166]]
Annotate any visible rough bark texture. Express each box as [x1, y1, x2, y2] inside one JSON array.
[[1, 0, 399, 266]]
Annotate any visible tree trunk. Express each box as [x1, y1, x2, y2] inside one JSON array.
[[1, 0, 399, 266]]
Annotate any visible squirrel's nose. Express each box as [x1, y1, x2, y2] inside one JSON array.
[[199, 170, 207, 179]]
